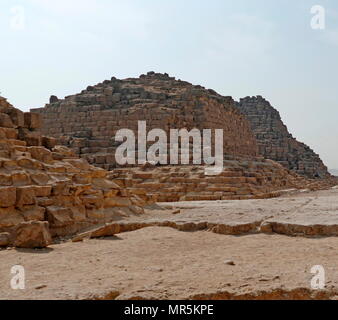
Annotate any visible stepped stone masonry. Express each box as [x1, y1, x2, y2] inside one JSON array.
[[108, 161, 309, 203], [235, 96, 330, 179], [108, 156, 336, 203], [32, 72, 258, 170], [0, 96, 148, 248], [32, 73, 330, 179]]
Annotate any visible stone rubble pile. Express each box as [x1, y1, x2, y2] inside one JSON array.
[[0, 97, 148, 248], [108, 157, 334, 203]]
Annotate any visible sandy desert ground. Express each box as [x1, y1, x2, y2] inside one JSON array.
[[1, 188, 338, 300]]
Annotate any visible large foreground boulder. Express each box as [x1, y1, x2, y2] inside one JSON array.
[[12, 221, 52, 248]]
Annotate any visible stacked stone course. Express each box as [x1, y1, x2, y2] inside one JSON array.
[[0, 96, 149, 248], [109, 160, 302, 203], [109, 157, 336, 203]]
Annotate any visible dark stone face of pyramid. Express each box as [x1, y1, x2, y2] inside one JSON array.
[[235, 96, 329, 179]]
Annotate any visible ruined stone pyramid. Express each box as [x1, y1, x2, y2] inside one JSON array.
[[32, 72, 258, 170], [32, 72, 329, 180]]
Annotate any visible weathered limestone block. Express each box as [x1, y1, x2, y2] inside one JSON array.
[[0, 113, 14, 128], [18, 128, 42, 146], [46, 206, 73, 227], [17, 157, 43, 170], [92, 177, 120, 190], [5, 108, 25, 128], [42, 136, 57, 149], [28, 146, 53, 162], [51, 180, 71, 196], [12, 221, 52, 248], [16, 186, 36, 206], [20, 205, 46, 221], [52, 145, 76, 158], [0, 171, 11, 184], [0, 127, 17, 139], [80, 192, 104, 209], [30, 172, 49, 185], [11, 171, 31, 186], [64, 158, 91, 170], [0, 207, 24, 228], [0, 186, 16, 207], [24, 112, 41, 129], [70, 205, 87, 222], [33, 185, 52, 197], [72, 223, 121, 242]]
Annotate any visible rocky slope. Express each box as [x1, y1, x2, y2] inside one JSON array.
[[108, 160, 326, 203], [0, 96, 148, 248]]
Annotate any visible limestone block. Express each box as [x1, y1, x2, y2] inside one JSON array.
[[0, 173, 12, 186], [20, 205, 46, 221], [24, 112, 42, 129], [18, 128, 42, 146], [46, 206, 73, 227], [12, 221, 52, 248], [30, 172, 50, 185], [0, 186, 16, 207], [33, 185, 52, 197], [11, 171, 31, 186], [27, 146, 53, 163], [42, 136, 57, 150], [0, 113, 14, 128], [16, 186, 36, 206], [6, 108, 25, 127], [0, 207, 24, 228]]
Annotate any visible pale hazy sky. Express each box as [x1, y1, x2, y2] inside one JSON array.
[[0, 0, 337, 167]]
